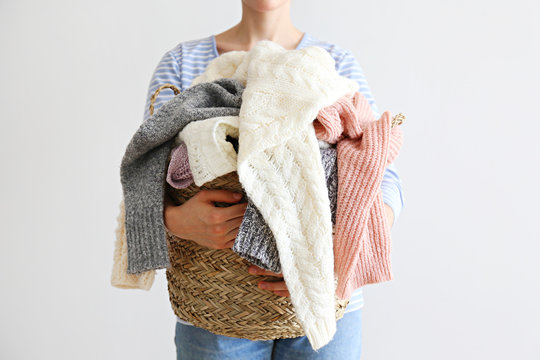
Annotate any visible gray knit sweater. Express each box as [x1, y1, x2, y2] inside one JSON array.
[[120, 79, 244, 273]]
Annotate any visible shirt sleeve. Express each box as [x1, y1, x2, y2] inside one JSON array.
[[335, 50, 405, 223], [142, 48, 183, 123]]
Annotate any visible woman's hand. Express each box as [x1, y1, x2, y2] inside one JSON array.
[[248, 265, 290, 297], [164, 189, 248, 249]]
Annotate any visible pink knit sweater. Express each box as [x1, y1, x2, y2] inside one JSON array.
[[314, 92, 403, 300]]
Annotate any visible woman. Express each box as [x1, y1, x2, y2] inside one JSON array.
[[147, 0, 404, 358]]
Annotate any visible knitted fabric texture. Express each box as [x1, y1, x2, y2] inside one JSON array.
[[192, 40, 359, 350], [110, 199, 155, 290], [314, 92, 403, 299], [174, 112, 338, 273], [176, 115, 240, 186], [119, 78, 244, 274], [166, 141, 194, 189], [112, 144, 338, 288], [234, 146, 338, 273]]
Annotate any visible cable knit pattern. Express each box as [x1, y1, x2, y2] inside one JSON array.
[[315, 92, 403, 299], [192, 40, 359, 350], [177, 116, 239, 186], [166, 141, 194, 189], [233, 146, 338, 273]]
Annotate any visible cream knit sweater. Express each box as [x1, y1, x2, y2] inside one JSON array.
[[192, 41, 358, 349]]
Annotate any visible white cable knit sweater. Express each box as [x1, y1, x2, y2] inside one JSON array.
[[192, 41, 358, 350]]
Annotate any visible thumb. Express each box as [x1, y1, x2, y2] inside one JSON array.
[[197, 189, 244, 204]]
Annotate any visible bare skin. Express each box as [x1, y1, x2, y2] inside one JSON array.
[[163, 0, 395, 298], [214, 0, 303, 54], [164, 190, 248, 249]]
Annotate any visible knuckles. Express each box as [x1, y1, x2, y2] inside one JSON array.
[[208, 224, 226, 235], [204, 231, 231, 250], [207, 239, 230, 250], [196, 189, 210, 199], [207, 211, 224, 224]]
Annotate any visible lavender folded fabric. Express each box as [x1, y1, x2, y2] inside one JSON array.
[[166, 141, 194, 189]]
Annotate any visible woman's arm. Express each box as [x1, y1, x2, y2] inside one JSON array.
[[142, 49, 182, 123], [144, 47, 249, 249]]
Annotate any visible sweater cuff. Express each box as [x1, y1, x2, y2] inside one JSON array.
[[233, 202, 282, 273], [125, 205, 170, 274], [111, 268, 155, 291], [303, 316, 337, 351]]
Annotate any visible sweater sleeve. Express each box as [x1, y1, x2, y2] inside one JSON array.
[[335, 50, 405, 223], [142, 48, 183, 123]]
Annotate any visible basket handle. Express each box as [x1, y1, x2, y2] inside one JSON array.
[[149, 84, 181, 116], [149, 84, 405, 128], [392, 113, 405, 128]]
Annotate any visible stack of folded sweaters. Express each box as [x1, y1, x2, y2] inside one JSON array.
[[112, 40, 403, 350]]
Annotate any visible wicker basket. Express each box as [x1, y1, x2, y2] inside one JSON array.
[[151, 84, 349, 340]]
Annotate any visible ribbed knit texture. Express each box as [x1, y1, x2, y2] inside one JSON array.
[[166, 141, 194, 189], [119, 79, 244, 274], [191, 40, 359, 350], [111, 199, 155, 290], [315, 92, 403, 299]]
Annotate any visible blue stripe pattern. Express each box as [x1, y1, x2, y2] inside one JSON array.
[[141, 33, 404, 324]]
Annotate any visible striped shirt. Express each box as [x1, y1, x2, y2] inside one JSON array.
[[142, 32, 405, 325]]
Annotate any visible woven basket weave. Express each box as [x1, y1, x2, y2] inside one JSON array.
[[164, 165, 350, 340], [153, 84, 349, 340]]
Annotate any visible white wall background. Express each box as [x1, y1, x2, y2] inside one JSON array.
[[1, 0, 539, 359]]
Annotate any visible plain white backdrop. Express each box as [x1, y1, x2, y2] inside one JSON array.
[[1, 0, 539, 359]]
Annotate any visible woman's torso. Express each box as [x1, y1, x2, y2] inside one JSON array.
[[145, 32, 371, 325]]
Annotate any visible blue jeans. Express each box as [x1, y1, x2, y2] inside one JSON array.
[[174, 309, 362, 359]]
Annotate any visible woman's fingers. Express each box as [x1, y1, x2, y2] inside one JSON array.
[[223, 226, 240, 242], [221, 201, 249, 219], [222, 216, 244, 237], [258, 280, 290, 297], [222, 238, 235, 249], [197, 189, 244, 205], [248, 265, 283, 277], [247, 265, 289, 296], [208, 216, 245, 244], [211, 202, 248, 222], [258, 280, 287, 291]]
